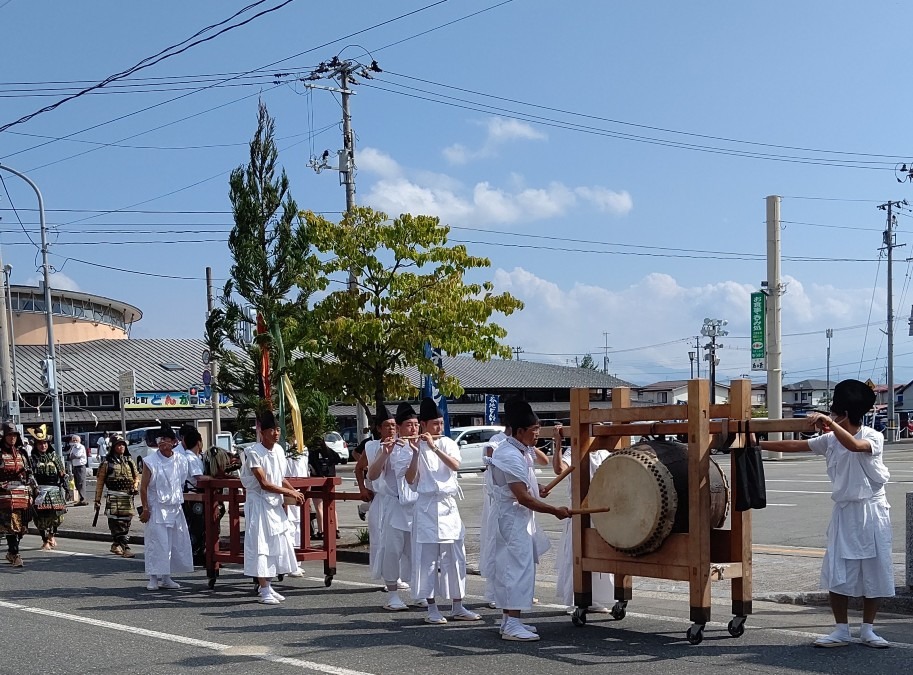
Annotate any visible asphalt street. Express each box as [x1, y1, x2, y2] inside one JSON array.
[[1, 537, 913, 675]]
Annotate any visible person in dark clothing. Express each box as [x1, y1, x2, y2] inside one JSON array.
[[307, 439, 340, 540]]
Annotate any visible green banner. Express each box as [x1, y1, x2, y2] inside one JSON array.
[[750, 291, 766, 371]]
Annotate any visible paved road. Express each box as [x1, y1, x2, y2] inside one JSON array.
[[1, 537, 912, 674]]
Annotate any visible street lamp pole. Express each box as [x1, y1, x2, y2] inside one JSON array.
[[826, 328, 833, 408], [701, 318, 729, 404], [688, 351, 695, 379], [0, 164, 63, 463]]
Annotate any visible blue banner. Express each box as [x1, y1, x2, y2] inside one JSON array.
[[422, 342, 451, 436], [484, 394, 500, 425]]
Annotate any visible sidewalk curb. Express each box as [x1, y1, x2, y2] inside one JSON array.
[[757, 589, 913, 616]]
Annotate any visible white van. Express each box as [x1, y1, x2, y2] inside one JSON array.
[[125, 427, 164, 472]]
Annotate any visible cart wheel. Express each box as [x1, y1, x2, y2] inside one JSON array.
[[278, 574, 285, 582], [727, 616, 746, 638], [686, 623, 705, 645], [207, 577, 217, 590], [610, 601, 627, 621], [571, 608, 587, 627], [324, 574, 333, 587]]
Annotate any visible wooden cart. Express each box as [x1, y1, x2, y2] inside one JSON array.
[[569, 378, 813, 644], [186, 476, 353, 589]]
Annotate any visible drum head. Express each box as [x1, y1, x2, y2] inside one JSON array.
[[587, 448, 678, 556]]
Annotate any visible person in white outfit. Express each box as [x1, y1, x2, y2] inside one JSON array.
[[403, 398, 481, 625], [760, 379, 893, 649], [284, 439, 309, 577], [490, 400, 570, 641], [240, 411, 306, 605], [552, 423, 613, 613], [139, 424, 199, 591], [366, 403, 415, 610]]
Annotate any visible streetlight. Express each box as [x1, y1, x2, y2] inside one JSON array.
[[0, 163, 63, 464], [3, 265, 18, 407], [701, 318, 729, 404], [688, 351, 696, 379], [825, 328, 833, 408]]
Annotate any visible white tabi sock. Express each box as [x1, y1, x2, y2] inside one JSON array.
[[259, 584, 272, 597], [427, 603, 444, 621], [452, 599, 464, 612], [860, 622, 876, 638], [833, 623, 850, 638]]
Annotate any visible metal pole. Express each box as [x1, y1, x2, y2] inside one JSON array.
[[0, 250, 13, 412], [206, 267, 221, 437], [0, 164, 62, 462], [826, 328, 833, 408], [5, 266, 19, 406], [766, 195, 783, 455], [710, 336, 717, 404], [688, 351, 695, 379], [886, 203, 895, 441], [694, 336, 701, 379]]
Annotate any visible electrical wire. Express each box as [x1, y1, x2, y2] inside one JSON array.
[[0, 173, 39, 249], [857, 255, 883, 379]]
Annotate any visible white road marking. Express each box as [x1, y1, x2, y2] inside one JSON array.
[[0, 599, 375, 675]]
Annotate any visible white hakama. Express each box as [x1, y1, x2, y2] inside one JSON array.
[[285, 452, 309, 548], [143, 451, 195, 577]]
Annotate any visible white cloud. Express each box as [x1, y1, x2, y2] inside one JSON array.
[[490, 267, 884, 385], [360, 147, 631, 226], [442, 116, 547, 165], [25, 272, 81, 292]]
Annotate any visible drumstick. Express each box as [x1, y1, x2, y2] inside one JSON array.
[[397, 435, 443, 440], [569, 506, 611, 515], [543, 464, 576, 494]]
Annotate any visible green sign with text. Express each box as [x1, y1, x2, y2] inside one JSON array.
[[751, 291, 766, 371]]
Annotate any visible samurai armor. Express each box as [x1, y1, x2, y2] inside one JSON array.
[[0, 485, 32, 511], [105, 494, 135, 518], [34, 485, 67, 511]]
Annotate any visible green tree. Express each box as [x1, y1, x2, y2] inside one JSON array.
[[207, 101, 333, 441], [303, 206, 523, 413], [579, 354, 599, 370]]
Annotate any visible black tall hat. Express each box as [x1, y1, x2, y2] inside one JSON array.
[[376, 403, 393, 424], [503, 396, 524, 417], [395, 402, 417, 425], [831, 379, 877, 417], [259, 410, 278, 430], [507, 399, 538, 431], [159, 422, 177, 440], [418, 397, 443, 422]]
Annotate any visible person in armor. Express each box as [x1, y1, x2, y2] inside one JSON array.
[[0, 421, 32, 567], [27, 425, 67, 550], [95, 436, 140, 558]]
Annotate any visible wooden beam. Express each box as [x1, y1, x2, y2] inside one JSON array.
[[687, 379, 712, 624]]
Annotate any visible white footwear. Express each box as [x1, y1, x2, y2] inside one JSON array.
[[146, 577, 159, 591], [396, 580, 411, 591], [383, 594, 409, 611], [487, 601, 497, 609], [269, 588, 286, 602], [500, 621, 537, 635], [501, 619, 540, 641], [258, 594, 281, 605], [450, 607, 482, 621], [287, 567, 305, 578], [424, 614, 448, 625], [159, 577, 182, 590], [410, 598, 428, 608], [860, 632, 890, 649], [813, 629, 851, 648]]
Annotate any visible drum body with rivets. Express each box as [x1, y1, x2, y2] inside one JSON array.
[[586, 439, 729, 556]]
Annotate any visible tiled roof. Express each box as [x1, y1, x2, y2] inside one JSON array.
[[638, 379, 730, 391]]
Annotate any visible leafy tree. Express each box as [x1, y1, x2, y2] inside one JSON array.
[[207, 101, 333, 441], [302, 206, 523, 413], [579, 354, 599, 370]]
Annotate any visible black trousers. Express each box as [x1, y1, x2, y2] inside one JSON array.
[[5, 534, 20, 554]]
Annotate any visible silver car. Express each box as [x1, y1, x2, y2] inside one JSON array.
[[448, 426, 505, 472]]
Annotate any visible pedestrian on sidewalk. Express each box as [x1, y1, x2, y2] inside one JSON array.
[[0, 422, 31, 567], [139, 423, 197, 590], [28, 426, 67, 550], [760, 379, 893, 649], [240, 410, 304, 605], [67, 435, 88, 506], [95, 436, 140, 558]]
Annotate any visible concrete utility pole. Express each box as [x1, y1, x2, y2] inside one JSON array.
[[206, 267, 221, 437], [826, 328, 833, 407], [0, 163, 62, 461], [602, 332, 610, 373], [0, 249, 13, 413], [878, 199, 907, 442], [765, 196, 783, 454], [305, 56, 381, 443], [5, 266, 19, 409], [701, 318, 728, 404], [694, 336, 701, 378]]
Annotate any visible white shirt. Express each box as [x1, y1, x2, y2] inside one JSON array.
[[182, 447, 206, 488], [807, 426, 889, 502], [411, 437, 461, 495], [68, 442, 87, 467], [145, 450, 192, 525]]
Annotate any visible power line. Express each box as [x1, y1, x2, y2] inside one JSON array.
[[0, 173, 39, 249], [0, 0, 295, 133]]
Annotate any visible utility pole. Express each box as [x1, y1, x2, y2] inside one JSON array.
[[602, 332, 610, 373], [765, 195, 783, 456], [701, 318, 728, 404], [305, 56, 381, 443], [206, 267, 221, 437], [0, 164, 61, 461], [877, 199, 906, 441], [693, 337, 701, 378], [826, 328, 833, 407], [4, 265, 19, 410], [0, 249, 13, 415], [512, 346, 524, 361]]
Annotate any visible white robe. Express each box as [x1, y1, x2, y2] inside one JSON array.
[[489, 437, 549, 611], [478, 431, 507, 599], [240, 442, 298, 578], [556, 447, 614, 606], [285, 451, 309, 547], [365, 439, 414, 583], [144, 451, 195, 576], [807, 427, 894, 597]]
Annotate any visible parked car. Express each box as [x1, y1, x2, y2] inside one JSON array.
[[323, 431, 349, 464], [447, 426, 504, 472], [78, 431, 110, 476], [125, 426, 163, 472]]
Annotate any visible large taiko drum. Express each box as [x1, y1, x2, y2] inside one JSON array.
[[586, 439, 729, 556]]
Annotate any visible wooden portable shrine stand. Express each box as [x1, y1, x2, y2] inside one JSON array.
[[186, 476, 361, 589], [569, 379, 814, 644]]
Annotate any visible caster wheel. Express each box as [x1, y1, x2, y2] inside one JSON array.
[[728, 616, 746, 638], [324, 574, 333, 587], [611, 601, 627, 621], [686, 623, 704, 645], [571, 608, 587, 627], [278, 574, 285, 582], [207, 577, 216, 590]]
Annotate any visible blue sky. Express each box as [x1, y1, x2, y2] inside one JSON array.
[[2, 1, 913, 388]]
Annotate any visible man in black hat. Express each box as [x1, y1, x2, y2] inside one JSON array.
[[239, 410, 305, 605], [761, 379, 893, 648], [402, 397, 480, 624], [139, 423, 197, 591]]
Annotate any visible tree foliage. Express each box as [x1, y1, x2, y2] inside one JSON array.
[[303, 206, 523, 413], [207, 101, 333, 441], [579, 354, 599, 370]]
